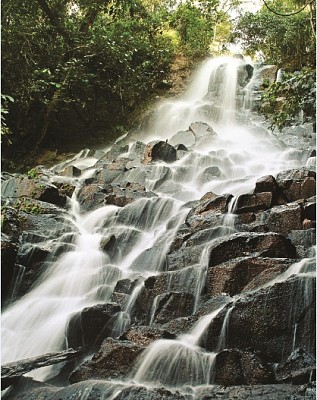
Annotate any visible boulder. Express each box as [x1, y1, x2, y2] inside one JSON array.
[[287, 229, 316, 258], [1, 176, 66, 207], [1, 234, 19, 305], [151, 141, 177, 163], [207, 256, 294, 297], [169, 130, 195, 148], [276, 168, 316, 202], [120, 326, 176, 347], [150, 292, 195, 324], [69, 338, 144, 383], [208, 232, 297, 268], [66, 303, 121, 348], [275, 348, 316, 384], [214, 349, 273, 385], [254, 175, 279, 194], [189, 122, 215, 137], [261, 202, 302, 235], [234, 192, 273, 214], [204, 275, 316, 362]]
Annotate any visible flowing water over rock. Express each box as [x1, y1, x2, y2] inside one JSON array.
[[1, 56, 316, 399]]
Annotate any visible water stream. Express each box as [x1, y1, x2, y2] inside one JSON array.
[[1, 56, 315, 393]]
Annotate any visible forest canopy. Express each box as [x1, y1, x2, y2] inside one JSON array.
[[1, 0, 316, 170]]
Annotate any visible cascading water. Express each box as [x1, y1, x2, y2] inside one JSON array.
[[1, 56, 315, 397]]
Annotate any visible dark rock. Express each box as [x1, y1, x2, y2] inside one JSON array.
[[151, 292, 195, 324], [207, 256, 294, 297], [261, 202, 302, 235], [276, 168, 316, 202], [303, 196, 316, 221], [66, 303, 121, 348], [235, 192, 273, 214], [208, 232, 297, 268], [254, 175, 278, 193], [51, 181, 76, 198], [275, 348, 316, 384], [214, 349, 273, 385], [288, 229, 316, 258], [114, 278, 140, 295], [187, 192, 232, 221], [120, 326, 176, 347], [1, 234, 19, 305], [100, 143, 129, 163], [100, 234, 118, 257], [1, 205, 21, 239], [69, 338, 144, 383], [205, 275, 316, 361], [151, 141, 177, 163]]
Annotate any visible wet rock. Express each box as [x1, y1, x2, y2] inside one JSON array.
[[1, 234, 19, 305], [1, 205, 21, 239], [194, 383, 316, 399], [303, 196, 316, 221], [120, 326, 176, 347], [60, 165, 82, 177], [74, 184, 105, 211], [51, 180, 76, 198], [254, 175, 278, 194], [189, 121, 215, 137], [1, 176, 66, 207], [214, 349, 273, 385], [66, 303, 121, 348], [151, 292, 195, 324], [69, 338, 144, 383], [99, 143, 129, 163], [1, 348, 85, 389], [1, 377, 57, 400], [207, 256, 294, 297], [169, 130, 195, 148], [205, 275, 316, 362], [112, 386, 186, 400], [276, 168, 316, 202], [261, 202, 302, 235], [275, 348, 316, 384], [151, 141, 177, 163], [100, 234, 118, 258], [288, 229, 316, 258], [113, 278, 140, 295], [208, 232, 297, 268], [235, 192, 273, 214], [187, 192, 232, 221]]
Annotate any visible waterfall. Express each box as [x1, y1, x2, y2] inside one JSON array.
[[1, 55, 315, 394]]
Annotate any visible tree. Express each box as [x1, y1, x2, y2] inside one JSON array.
[[1, 0, 175, 159], [231, 0, 316, 70]]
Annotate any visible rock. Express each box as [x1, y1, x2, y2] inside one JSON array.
[[151, 141, 177, 163], [66, 303, 121, 348], [261, 202, 302, 235], [194, 383, 316, 399], [60, 165, 82, 177], [275, 348, 316, 384], [100, 234, 118, 258], [120, 326, 176, 347], [111, 386, 186, 400], [1, 234, 19, 305], [207, 256, 294, 297], [151, 292, 195, 324], [169, 130, 195, 148], [303, 196, 316, 221], [1, 176, 66, 207], [208, 232, 297, 268], [287, 229, 316, 258], [214, 349, 273, 385], [1, 348, 85, 389], [69, 338, 144, 383], [205, 275, 316, 361], [276, 168, 316, 202], [235, 192, 273, 214], [189, 122, 215, 137]]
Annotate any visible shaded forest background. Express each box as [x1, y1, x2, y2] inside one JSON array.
[[1, 0, 316, 171]]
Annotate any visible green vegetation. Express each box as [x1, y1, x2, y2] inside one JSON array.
[[260, 68, 316, 130]]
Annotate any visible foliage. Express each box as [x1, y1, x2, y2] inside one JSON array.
[[231, 0, 316, 70], [260, 68, 316, 129], [1, 0, 175, 153]]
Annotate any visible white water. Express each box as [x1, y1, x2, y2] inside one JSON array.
[[1, 56, 314, 388]]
